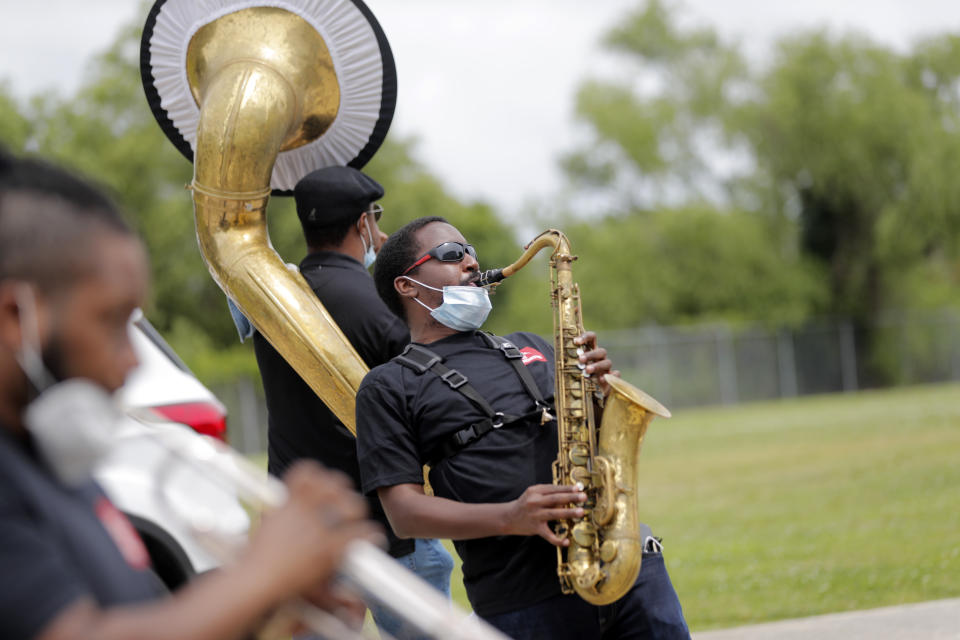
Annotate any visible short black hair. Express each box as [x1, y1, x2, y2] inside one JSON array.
[[0, 149, 134, 294], [302, 215, 360, 249], [374, 216, 448, 320]]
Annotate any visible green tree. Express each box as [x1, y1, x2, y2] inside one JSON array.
[[561, 0, 747, 204], [564, 0, 960, 382], [495, 206, 827, 338], [0, 85, 33, 150]]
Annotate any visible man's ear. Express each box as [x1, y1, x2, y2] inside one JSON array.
[[0, 281, 20, 351], [0, 282, 53, 355], [394, 275, 418, 300], [0, 282, 25, 354]]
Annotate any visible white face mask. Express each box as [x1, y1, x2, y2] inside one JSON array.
[[14, 285, 123, 486], [25, 379, 125, 487], [360, 217, 377, 269], [404, 277, 492, 332]]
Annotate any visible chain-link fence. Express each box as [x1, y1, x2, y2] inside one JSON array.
[[603, 310, 960, 409], [215, 310, 960, 453]]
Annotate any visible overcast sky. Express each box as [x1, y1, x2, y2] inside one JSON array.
[[2, 1, 960, 213]]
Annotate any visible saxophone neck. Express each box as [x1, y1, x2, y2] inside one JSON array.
[[475, 230, 574, 294], [496, 229, 571, 279]]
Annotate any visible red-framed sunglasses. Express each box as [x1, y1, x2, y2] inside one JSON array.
[[403, 241, 478, 275]]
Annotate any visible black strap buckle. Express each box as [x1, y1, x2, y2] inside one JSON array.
[[395, 344, 442, 374], [491, 412, 505, 428], [498, 341, 523, 359], [453, 423, 479, 446], [440, 369, 469, 389], [479, 331, 523, 359]]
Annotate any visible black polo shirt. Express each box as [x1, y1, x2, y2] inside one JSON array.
[[0, 427, 162, 639], [356, 331, 562, 617], [254, 250, 412, 557]]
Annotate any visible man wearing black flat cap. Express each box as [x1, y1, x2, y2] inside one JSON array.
[[249, 166, 455, 640]]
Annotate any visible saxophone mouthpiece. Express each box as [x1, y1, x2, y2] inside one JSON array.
[[477, 268, 505, 288]]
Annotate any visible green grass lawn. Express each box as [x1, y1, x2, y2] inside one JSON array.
[[626, 382, 960, 631], [253, 383, 960, 632], [438, 383, 960, 631]]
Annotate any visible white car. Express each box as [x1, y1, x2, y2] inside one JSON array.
[[94, 312, 250, 591], [120, 313, 229, 441]]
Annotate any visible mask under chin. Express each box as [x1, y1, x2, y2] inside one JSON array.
[[429, 286, 492, 331], [24, 379, 124, 487]]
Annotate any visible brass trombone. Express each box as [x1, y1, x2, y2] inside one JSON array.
[[152, 428, 507, 640]]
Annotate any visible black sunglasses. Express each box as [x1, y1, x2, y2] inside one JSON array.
[[403, 241, 478, 274]]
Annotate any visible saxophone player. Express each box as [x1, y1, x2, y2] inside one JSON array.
[[355, 217, 690, 639]]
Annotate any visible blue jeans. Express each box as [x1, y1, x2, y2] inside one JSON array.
[[482, 552, 689, 640], [368, 538, 455, 640]]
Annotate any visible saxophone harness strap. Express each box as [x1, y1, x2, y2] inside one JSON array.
[[392, 332, 554, 466]]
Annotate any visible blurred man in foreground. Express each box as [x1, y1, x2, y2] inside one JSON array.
[[0, 149, 376, 640]]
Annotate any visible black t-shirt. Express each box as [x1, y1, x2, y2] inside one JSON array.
[[254, 251, 413, 557], [0, 427, 162, 639], [356, 331, 562, 617]]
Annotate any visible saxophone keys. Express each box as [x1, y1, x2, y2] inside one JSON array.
[[571, 521, 597, 547], [570, 445, 590, 466], [571, 467, 592, 486], [600, 540, 619, 563], [575, 566, 603, 591], [591, 458, 618, 526]]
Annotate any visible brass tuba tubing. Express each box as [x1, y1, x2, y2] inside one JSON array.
[[188, 8, 369, 434]]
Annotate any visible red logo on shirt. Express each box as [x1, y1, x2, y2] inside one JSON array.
[[520, 347, 547, 365], [94, 497, 151, 570]]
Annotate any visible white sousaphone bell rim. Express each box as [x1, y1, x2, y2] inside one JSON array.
[[140, 0, 396, 193]]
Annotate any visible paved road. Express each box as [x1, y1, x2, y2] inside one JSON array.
[[693, 598, 960, 640]]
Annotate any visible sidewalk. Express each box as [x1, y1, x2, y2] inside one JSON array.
[[693, 598, 960, 640]]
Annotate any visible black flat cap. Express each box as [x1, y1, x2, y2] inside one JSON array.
[[295, 166, 384, 227]]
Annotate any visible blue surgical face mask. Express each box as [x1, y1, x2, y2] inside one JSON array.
[[404, 277, 492, 331], [361, 217, 377, 269]]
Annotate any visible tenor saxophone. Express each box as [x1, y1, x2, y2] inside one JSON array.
[[478, 229, 670, 605]]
